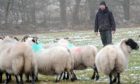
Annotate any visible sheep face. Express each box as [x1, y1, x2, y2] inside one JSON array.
[[32, 37, 38, 44], [21, 35, 30, 42], [22, 35, 38, 44], [125, 39, 139, 50], [13, 37, 19, 41], [25, 37, 38, 45]]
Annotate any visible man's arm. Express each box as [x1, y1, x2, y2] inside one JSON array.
[[109, 12, 116, 31], [95, 13, 99, 32]]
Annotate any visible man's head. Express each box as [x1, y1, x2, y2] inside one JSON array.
[[99, 1, 106, 10]]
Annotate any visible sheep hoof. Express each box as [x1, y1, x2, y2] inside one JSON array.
[[91, 75, 95, 80], [0, 80, 2, 83], [117, 81, 121, 84], [55, 80, 60, 83], [35, 77, 39, 82], [20, 81, 24, 84], [4, 80, 9, 84], [71, 77, 77, 82], [63, 76, 69, 80], [26, 80, 31, 83], [112, 78, 117, 83], [95, 75, 99, 81]]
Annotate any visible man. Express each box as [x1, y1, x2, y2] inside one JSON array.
[[95, 1, 116, 46]]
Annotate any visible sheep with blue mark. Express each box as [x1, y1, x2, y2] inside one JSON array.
[[23, 36, 75, 82]]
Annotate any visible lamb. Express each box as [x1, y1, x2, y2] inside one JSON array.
[[55, 38, 99, 80], [95, 38, 139, 84], [0, 36, 37, 84], [23, 36, 75, 82]]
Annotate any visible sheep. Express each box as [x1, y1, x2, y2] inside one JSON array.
[[23, 36, 75, 82], [0, 36, 19, 83], [55, 38, 99, 80], [0, 36, 37, 84], [95, 38, 139, 84]]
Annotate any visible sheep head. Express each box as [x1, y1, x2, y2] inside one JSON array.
[[21, 35, 30, 42], [22, 35, 38, 44], [125, 38, 139, 50]]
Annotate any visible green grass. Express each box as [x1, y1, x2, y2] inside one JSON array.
[[13, 28, 140, 84]]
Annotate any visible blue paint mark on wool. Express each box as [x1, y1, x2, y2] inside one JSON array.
[[32, 43, 43, 53], [67, 42, 75, 49]]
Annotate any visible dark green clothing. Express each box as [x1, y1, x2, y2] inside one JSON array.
[[100, 31, 112, 46]]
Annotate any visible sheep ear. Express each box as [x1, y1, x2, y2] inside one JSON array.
[[64, 37, 69, 40], [14, 37, 19, 41], [55, 38, 59, 41], [21, 35, 29, 42]]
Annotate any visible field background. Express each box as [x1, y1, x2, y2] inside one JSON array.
[[8, 28, 140, 84]]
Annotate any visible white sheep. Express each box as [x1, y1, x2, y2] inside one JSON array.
[[56, 38, 99, 80], [23, 36, 75, 82], [95, 38, 139, 84], [0, 36, 37, 84]]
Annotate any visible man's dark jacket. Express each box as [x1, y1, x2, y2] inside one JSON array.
[[95, 7, 116, 32]]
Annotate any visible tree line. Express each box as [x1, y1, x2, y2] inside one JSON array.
[[0, 0, 140, 33]]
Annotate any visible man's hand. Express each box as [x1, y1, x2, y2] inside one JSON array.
[[95, 32, 98, 36], [112, 31, 115, 34]]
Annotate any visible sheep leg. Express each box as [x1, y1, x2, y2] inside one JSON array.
[[92, 65, 99, 80], [15, 75, 20, 84], [91, 70, 96, 80], [35, 75, 38, 82], [65, 71, 69, 80], [59, 72, 64, 80], [112, 75, 117, 83], [70, 71, 77, 81], [112, 77, 117, 83], [117, 73, 120, 84], [25, 74, 31, 82], [31, 72, 35, 84], [19, 73, 23, 84], [63, 72, 67, 80], [6, 73, 12, 83], [4, 73, 11, 84], [112, 73, 121, 84], [0, 71, 3, 83], [109, 73, 113, 84], [63, 71, 69, 80], [55, 74, 61, 82]]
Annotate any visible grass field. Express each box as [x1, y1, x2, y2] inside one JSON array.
[[11, 28, 140, 84]]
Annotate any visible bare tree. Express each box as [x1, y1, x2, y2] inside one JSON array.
[[122, 0, 130, 20], [59, 0, 67, 26], [72, 0, 81, 26], [5, 0, 12, 25], [87, 0, 97, 25]]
